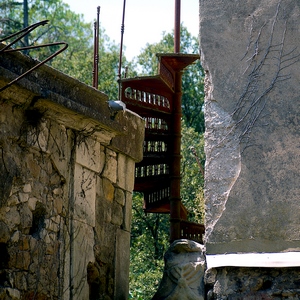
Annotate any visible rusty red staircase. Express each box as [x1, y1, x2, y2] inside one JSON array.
[[121, 53, 204, 243]]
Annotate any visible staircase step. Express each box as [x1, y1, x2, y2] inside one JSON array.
[[121, 75, 174, 98], [134, 177, 170, 192], [124, 98, 171, 117], [144, 195, 188, 220]]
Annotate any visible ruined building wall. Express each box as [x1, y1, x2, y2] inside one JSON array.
[[0, 48, 144, 299], [199, 0, 300, 298]]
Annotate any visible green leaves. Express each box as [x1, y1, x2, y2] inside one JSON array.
[[130, 194, 167, 299], [181, 120, 205, 224]]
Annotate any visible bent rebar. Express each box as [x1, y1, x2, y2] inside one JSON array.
[[0, 20, 68, 92]]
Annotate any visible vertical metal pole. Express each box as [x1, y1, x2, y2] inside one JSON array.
[[93, 21, 97, 88], [118, 0, 126, 99], [93, 6, 100, 89], [174, 0, 180, 53], [96, 6, 100, 89], [23, 0, 29, 54], [170, 0, 182, 242], [170, 70, 183, 243]]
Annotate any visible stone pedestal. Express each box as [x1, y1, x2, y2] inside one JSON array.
[[152, 239, 206, 300]]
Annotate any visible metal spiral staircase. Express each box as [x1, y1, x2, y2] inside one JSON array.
[[121, 53, 205, 243]]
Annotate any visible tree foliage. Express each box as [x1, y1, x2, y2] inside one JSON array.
[[0, 0, 127, 100], [129, 193, 169, 299]]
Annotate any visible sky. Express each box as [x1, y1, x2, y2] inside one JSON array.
[[63, 0, 199, 60]]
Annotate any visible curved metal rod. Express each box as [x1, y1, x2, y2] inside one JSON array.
[[0, 41, 68, 92], [0, 20, 69, 92], [0, 20, 49, 52]]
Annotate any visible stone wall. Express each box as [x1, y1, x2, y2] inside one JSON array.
[[0, 47, 144, 299], [205, 266, 300, 299], [199, 0, 300, 297]]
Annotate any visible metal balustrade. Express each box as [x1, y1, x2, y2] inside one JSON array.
[[143, 140, 167, 153], [135, 164, 169, 178], [124, 87, 171, 109], [180, 220, 205, 244], [121, 53, 204, 243]]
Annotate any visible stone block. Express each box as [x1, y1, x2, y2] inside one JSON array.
[[53, 197, 63, 215], [117, 154, 135, 191], [15, 251, 31, 270], [0, 221, 10, 243], [115, 188, 125, 206], [95, 222, 116, 253], [114, 229, 130, 300], [111, 202, 123, 226], [7, 194, 19, 206], [123, 192, 132, 232], [26, 120, 49, 152], [99, 146, 105, 174], [23, 183, 31, 193], [45, 217, 60, 233], [2, 288, 20, 300], [5, 206, 20, 231], [96, 193, 112, 223], [19, 204, 32, 234], [102, 178, 115, 203], [11, 230, 20, 243], [19, 236, 30, 251], [116, 153, 126, 190], [28, 197, 37, 211], [48, 123, 70, 181], [74, 163, 96, 226], [102, 149, 117, 183], [18, 192, 29, 203], [72, 220, 95, 300], [76, 137, 101, 172], [25, 153, 41, 179]]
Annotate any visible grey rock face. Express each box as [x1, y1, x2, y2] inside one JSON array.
[[200, 0, 300, 254], [152, 239, 206, 300]]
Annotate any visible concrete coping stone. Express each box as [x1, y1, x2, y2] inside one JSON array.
[[206, 252, 300, 269]]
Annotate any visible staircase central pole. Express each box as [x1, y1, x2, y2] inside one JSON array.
[[174, 0, 180, 53], [170, 0, 182, 243]]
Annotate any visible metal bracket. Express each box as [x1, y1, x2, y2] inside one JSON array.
[[0, 20, 68, 92]]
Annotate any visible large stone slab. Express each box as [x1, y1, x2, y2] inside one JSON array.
[[200, 0, 300, 255]]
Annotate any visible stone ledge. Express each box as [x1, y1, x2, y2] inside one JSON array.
[[0, 44, 144, 162], [207, 252, 300, 269]]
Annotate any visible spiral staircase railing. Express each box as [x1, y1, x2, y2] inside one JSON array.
[[121, 53, 204, 244]]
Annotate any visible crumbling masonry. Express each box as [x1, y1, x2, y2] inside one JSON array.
[[0, 45, 144, 299]]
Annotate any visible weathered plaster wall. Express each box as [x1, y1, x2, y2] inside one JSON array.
[[0, 47, 144, 299], [200, 0, 300, 255]]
